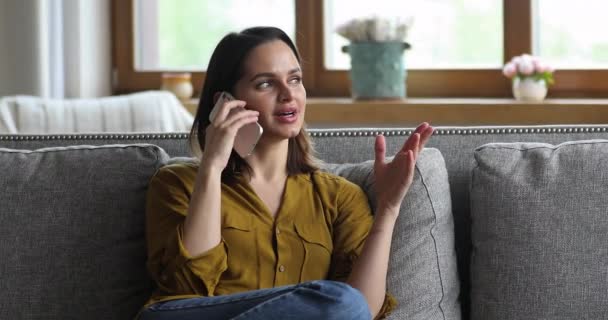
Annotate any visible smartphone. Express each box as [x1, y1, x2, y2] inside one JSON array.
[[209, 92, 263, 158]]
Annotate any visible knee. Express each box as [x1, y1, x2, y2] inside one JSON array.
[[307, 280, 371, 320]]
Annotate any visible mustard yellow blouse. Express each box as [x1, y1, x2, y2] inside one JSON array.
[[144, 163, 396, 318]]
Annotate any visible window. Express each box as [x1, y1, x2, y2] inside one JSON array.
[[534, 0, 608, 68], [133, 0, 295, 71], [112, 0, 608, 98], [324, 0, 503, 69]]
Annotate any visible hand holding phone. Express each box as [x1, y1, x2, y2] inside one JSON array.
[[209, 92, 263, 158]]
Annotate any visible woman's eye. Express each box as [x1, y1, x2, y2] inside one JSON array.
[[256, 81, 271, 89], [289, 77, 302, 84]]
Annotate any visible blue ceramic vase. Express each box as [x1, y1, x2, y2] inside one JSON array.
[[343, 42, 411, 99]]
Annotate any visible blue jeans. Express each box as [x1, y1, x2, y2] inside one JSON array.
[[138, 280, 371, 320]]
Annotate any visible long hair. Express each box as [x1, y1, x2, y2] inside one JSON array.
[[189, 27, 320, 183]]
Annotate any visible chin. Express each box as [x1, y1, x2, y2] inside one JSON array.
[[265, 126, 301, 141], [280, 128, 300, 139], [287, 123, 304, 138]]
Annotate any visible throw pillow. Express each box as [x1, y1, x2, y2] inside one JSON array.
[[324, 148, 461, 320], [0, 144, 169, 320], [470, 140, 608, 320]]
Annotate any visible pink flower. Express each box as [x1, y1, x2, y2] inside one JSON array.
[[518, 55, 535, 75], [502, 62, 517, 78], [504, 54, 555, 87], [503, 54, 555, 82], [532, 58, 543, 72]]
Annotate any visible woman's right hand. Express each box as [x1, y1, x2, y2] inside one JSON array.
[[200, 96, 259, 173]]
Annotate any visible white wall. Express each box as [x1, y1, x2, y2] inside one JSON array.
[[0, 0, 111, 98]]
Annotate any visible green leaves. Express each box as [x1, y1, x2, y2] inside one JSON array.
[[516, 72, 555, 87]]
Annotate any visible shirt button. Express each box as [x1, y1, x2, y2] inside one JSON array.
[[276, 228, 281, 235], [278, 265, 285, 272]]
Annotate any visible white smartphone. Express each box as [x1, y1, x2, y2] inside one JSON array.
[[209, 92, 263, 158]]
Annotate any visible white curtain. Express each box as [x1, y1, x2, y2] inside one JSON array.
[[0, 0, 111, 98]]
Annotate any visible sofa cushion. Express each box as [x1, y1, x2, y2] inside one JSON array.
[[470, 140, 608, 320], [0, 144, 169, 320], [324, 148, 461, 320]]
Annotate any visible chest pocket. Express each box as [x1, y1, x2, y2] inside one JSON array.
[[222, 214, 252, 233], [222, 215, 255, 278], [294, 222, 333, 282]]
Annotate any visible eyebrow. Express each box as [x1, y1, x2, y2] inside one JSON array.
[[249, 68, 302, 82]]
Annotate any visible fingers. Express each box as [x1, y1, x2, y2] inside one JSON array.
[[374, 135, 386, 167], [393, 149, 416, 184], [405, 150, 416, 184], [407, 149, 415, 172], [418, 125, 434, 150], [401, 132, 420, 154], [398, 149, 416, 177], [400, 123, 425, 153], [223, 109, 259, 129], [226, 113, 260, 134], [414, 122, 429, 134], [401, 122, 434, 157], [213, 99, 247, 124]]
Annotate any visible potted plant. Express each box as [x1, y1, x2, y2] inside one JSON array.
[[336, 16, 413, 100], [503, 54, 555, 101]]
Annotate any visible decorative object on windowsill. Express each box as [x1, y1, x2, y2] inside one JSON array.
[[337, 16, 413, 100], [503, 54, 555, 102], [161, 72, 194, 100]]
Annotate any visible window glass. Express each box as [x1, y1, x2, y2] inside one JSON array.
[[134, 0, 295, 71], [324, 0, 503, 69], [534, 0, 608, 68]]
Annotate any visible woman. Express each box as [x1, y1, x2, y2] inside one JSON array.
[[139, 26, 433, 320]]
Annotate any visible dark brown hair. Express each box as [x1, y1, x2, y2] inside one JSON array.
[[190, 27, 320, 182]]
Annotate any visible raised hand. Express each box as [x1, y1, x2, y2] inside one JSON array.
[[201, 93, 259, 173], [373, 122, 434, 216]]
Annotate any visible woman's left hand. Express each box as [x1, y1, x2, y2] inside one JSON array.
[[373, 122, 434, 216]]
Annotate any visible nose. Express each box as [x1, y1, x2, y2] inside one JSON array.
[[278, 83, 294, 102]]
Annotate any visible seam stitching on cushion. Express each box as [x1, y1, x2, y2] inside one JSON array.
[[418, 160, 447, 320], [468, 152, 481, 316], [153, 145, 161, 171], [475, 140, 608, 152]]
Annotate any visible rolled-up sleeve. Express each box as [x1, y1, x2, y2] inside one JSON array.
[[329, 179, 397, 320], [145, 165, 228, 297]]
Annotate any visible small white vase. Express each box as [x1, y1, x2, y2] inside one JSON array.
[[512, 77, 548, 102]]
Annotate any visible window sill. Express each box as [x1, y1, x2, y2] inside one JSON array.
[[183, 98, 608, 127]]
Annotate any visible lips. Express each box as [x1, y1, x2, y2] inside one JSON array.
[[274, 107, 299, 123], [274, 107, 298, 117]]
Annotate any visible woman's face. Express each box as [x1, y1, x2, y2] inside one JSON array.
[[233, 40, 306, 141]]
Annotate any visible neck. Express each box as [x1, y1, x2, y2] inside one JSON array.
[[245, 137, 289, 182]]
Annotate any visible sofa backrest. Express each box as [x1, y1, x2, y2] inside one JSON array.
[[309, 125, 608, 315], [3, 124, 608, 317], [0, 144, 169, 319]]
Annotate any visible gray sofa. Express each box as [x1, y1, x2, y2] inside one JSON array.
[[2, 124, 608, 320]]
